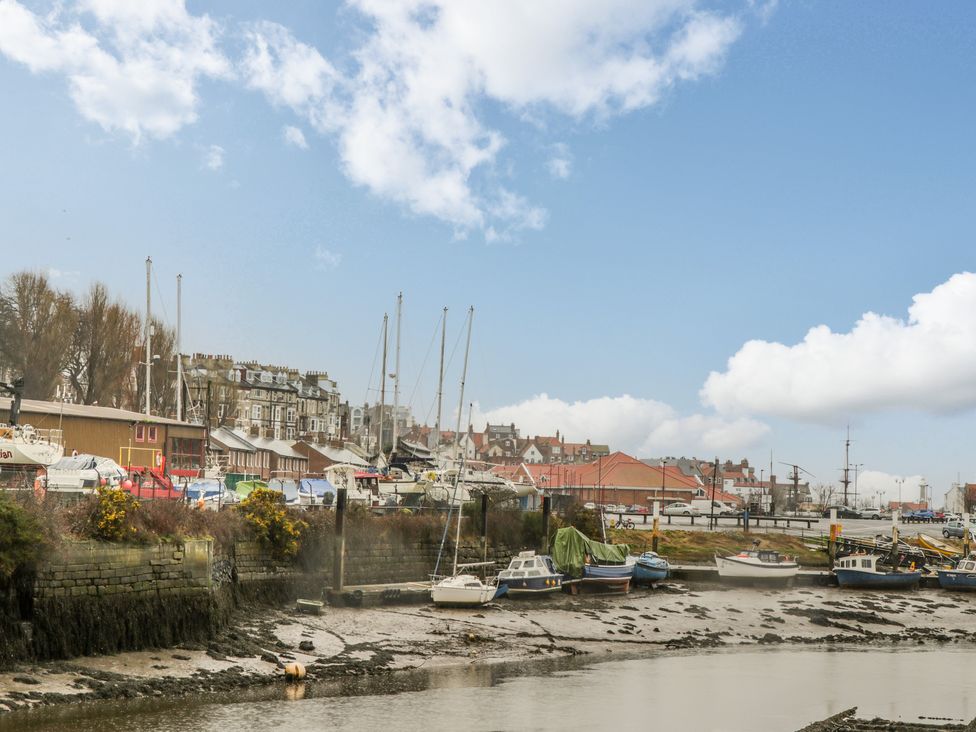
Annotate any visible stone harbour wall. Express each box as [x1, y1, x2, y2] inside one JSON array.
[[0, 536, 524, 667]]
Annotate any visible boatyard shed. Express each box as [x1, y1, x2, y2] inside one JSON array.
[[0, 397, 206, 474]]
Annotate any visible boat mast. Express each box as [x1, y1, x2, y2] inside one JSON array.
[[144, 256, 152, 416], [392, 292, 402, 460], [434, 306, 447, 451], [452, 402, 474, 576], [453, 307, 474, 463], [378, 314, 388, 457], [175, 273, 182, 422]]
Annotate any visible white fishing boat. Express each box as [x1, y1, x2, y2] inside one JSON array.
[[431, 564, 505, 606], [715, 546, 799, 584]]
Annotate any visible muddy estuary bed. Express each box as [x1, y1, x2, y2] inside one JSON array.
[[3, 584, 976, 730]]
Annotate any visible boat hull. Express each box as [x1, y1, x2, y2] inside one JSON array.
[[633, 557, 669, 584], [0, 440, 63, 468], [834, 569, 921, 589], [499, 575, 564, 597], [715, 556, 799, 584], [430, 574, 503, 607], [936, 570, 976, 590], [580, 562, 633, 592]]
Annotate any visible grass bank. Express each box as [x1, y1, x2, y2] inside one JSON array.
[[608, 528, 830, 568]]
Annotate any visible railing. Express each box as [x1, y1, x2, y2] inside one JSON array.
[[0, 424, 63, 446]]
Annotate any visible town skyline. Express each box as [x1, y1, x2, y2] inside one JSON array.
[[2, 2, 975, 500]]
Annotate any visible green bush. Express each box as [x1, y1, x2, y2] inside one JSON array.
[[0, 494, 46, 577], [240, 487, 307, 560]]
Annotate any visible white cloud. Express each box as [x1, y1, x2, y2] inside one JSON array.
[[313, 246, 342, 270], [240, 1, 743, 236], [282, 124, 308, 149], [547, 143, 572, 179], [477, 393, 768, 456], [0, 0, 229, 142], [203, 144, 224, 170], [854, 470, 927, 507], [702, 273, 976, 422]]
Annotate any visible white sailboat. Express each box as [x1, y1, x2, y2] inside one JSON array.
[[430, 309, 503, 607]]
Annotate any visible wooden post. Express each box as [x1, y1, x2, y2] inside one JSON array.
[[964, 512, 971, 558], [743, 508, 750, 534], [889, 509, 899, 566], [334, 488, 346, 592], [480, 493, 489, 564], [828, 507, 838, 567], [652, 501, 660, 553], [541, 495, 551, 554]]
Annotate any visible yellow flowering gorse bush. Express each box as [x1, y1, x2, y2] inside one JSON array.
[[89, 486, 139, 541], [240, 487, 306, 560]]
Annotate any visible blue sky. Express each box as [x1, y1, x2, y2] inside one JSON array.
[[1, 1, 975, 503]]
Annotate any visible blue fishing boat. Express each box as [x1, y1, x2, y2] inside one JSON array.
[[937, 556, 976, 591], [498, 551, 564, 597], [552, 527, 633, 593], [834, 554, 921, 589], [633, 551, 669, 585]]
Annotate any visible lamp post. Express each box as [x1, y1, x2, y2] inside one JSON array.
[[851, 463, 863, 507], [895, 477, 904, 511], [659, 459, 666, 501]]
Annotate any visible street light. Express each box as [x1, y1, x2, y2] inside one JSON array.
[[895, 477, 904, 511]]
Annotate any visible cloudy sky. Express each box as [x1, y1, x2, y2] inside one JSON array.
[[1, 1, 975, 504]]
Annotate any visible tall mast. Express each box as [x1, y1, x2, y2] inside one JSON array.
[[175, 273, 182, 422], [144, 256, 152, 416], [841, 425, 851, 507], [453, 307, 474, 462], [452, 401, 473, 576], [434, 306, 447, 451], [378, 314, 388, 456], [392, 292, 402, 458]]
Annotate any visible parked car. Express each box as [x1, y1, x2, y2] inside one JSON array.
[[943, 521, 976, 540], [691, 499, 737, 516], [859, 507, 884, 520], [582, 502, 596, 510], [912, 509, 936, 521], [822, 505, 861, 519], [663, 502, 701, 517], [629, 504, 649, 514]]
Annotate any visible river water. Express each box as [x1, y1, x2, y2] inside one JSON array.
[[7, 647, 975, 731]]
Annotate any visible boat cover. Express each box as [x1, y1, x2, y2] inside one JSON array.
[[551, 527, 630, 578]]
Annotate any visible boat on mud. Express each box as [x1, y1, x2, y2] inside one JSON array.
[[937, 555, 976, 591], [633, 551, 670, 585], [498, 550, 564, 597], [431, 565, 507, 606], [833, 553, 922, 589], [715, 546, 799, 585], [551, 526, 632, 593]]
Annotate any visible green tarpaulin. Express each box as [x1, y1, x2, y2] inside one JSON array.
[[234, 480, 267, 498], [551, 526, 630, 578]]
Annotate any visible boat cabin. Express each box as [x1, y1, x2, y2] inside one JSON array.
[[502, 551, 558, 578], [836, 554, 881, 572], [738, 550, 784, 564], [957, 558, 976, 572]]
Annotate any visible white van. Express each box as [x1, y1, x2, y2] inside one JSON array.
[[691, 499, 737, 516]]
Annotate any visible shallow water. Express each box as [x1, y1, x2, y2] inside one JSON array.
[[8, 646, 976, 731]]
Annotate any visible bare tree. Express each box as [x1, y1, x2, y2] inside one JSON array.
[[129, 317, 176, 416], [813, 482, 836, 512], [0, 271, 77, 399], [66, 283, 141, 406]]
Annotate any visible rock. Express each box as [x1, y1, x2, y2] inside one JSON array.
[[12, 676, 40, 685], [298, 641, 315, 652]]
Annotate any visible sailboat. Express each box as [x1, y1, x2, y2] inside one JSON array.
[[429, 309, 506, 607]]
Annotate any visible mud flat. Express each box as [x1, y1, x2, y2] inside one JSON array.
[[2, 583, 975, 723]]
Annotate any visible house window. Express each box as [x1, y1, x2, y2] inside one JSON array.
[[135, 424, 145, 442], [147, 426, 158, 443], [286, 427, 295, 440], [251, 405, 261, 420]]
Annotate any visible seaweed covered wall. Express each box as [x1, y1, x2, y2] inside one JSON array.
[[0, 537, 517, 667]]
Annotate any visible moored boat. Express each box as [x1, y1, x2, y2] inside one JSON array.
[[715, 547, 799, 585], [498, 550, 564, 596], [833, 553, 921, 589], [937, 556, 976, 591], [552, 526, 632, 593], [633, 551, 670, 585], [917, 533, 961, 559], [431, 569, 507, 607]]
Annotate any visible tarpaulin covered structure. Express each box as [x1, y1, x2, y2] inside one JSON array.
[[551, 526, 630, 579]]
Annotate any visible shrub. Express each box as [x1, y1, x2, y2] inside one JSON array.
[[563, 505, 603, 540], [85, 487, 140, 542], [240, 487, 307, 560], [0, 493, 47, 578]]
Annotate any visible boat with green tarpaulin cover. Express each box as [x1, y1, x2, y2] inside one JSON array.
[[551, 527, 633, 592]]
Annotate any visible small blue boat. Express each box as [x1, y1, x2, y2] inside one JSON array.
[[633, 551, 669, 585], [498, 551, 564, 597], [937, 556, 976, 590], [834, 554, 921, 589], [582, 556, 635, 591]]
